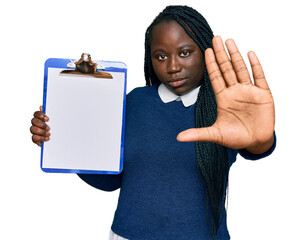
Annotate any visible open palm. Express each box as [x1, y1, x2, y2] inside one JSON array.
[[177, 36, 275, 153]]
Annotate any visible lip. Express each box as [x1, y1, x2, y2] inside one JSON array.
[[168, 78, 187, 87]]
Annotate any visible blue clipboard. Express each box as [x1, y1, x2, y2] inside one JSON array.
[[41, 56, 127, 175]]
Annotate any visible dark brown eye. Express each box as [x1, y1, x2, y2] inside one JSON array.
[[180, 50, 190, 57], [158, 54, 167, 60]]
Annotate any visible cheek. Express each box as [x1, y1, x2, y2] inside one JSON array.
[[152, 61, 165, 81], [187, 58, 205, 82]]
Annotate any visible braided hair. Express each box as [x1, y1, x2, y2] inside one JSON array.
[[144, 5, 230, 238]]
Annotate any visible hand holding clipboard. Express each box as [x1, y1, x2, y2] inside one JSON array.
[[30, 53, 127, 175]]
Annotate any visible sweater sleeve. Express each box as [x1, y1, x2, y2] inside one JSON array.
[[77, 172, 123, 192], [238, 132, 276, 160]]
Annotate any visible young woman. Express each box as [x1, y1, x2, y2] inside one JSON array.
[[30, 5, 275, 240]]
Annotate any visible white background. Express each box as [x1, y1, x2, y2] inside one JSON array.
[[1, 0, 306, 239]]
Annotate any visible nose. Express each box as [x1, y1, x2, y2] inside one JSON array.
[[167, 56, 181, 74]]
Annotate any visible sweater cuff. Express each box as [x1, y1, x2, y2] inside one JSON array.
[[238, 131, 276, 160]]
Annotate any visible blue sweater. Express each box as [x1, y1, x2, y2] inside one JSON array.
[[78, 84, 276, 240]]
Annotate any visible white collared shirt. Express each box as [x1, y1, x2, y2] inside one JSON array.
[[158, 83, 201, 107]]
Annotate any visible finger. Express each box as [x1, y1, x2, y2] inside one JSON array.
[[40, 105, 43, 111], [31, 117, 50, 130], [32, 134, 50, 146], [212, 36, 238, 86], [225, 39, 252, 85], [177, 126, 222, 143], [248, 51, 269, 90], [205, 48, 226, 95], [33, 111, 49, 122], [30, 125, 51, 137]]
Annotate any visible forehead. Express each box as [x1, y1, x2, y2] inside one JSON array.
[[150, 20, 197, 49]]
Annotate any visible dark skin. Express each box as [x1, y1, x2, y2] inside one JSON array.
[[150, 20, 205, 96], [31, 106, 50, 147], [31, 20, 275, 154]]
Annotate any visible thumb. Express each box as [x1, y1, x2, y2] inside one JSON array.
[[177, 126, 221, 143]]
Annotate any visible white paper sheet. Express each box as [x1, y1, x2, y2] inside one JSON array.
[[42, 68, 125, 173]]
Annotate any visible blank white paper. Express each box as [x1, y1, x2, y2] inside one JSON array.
[[42, 68, 125, 172]]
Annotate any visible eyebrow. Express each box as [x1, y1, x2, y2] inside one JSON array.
[[152, 44, 196, 55], [151, 48, 165, 55], [178, 44, 195, 50]]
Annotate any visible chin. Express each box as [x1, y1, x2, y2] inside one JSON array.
[[173, 87, 193, 96]]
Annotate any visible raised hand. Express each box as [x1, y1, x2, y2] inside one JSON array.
[[177, 36, 275, 154], [30, 106, 51, 147]]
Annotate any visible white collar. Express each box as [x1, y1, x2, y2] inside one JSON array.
[[158, 83, 200, 107]]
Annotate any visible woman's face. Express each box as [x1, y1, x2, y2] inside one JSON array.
[[150, 20, 205, 96]]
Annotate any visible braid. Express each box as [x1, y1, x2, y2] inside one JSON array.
[[144, 5, 230, 238]]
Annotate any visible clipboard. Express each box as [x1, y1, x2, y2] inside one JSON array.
[[41, 53, 127, 175]]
